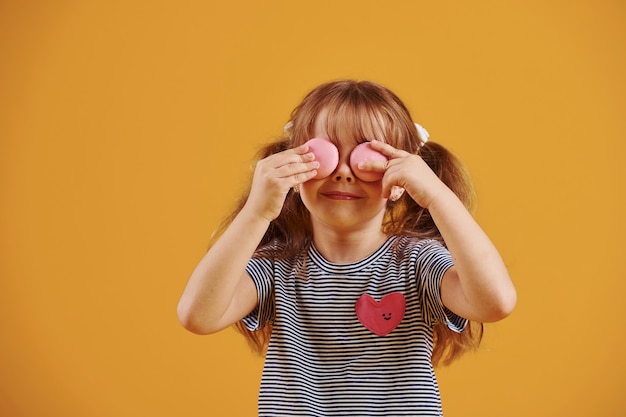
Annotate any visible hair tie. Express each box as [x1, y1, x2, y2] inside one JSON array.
[[415, 123, 429, 146]]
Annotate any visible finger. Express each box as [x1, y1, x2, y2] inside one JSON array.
[[369, 140, 409, 159], [292, 169, 319, 185], [293, 142, 314, 156], [275, 159, 320, 179], [266, 148, 316, 171], [356, 158, 388, 174]]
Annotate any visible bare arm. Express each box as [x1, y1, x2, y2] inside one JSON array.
[[427, 188, 516, 322], [177, 144, 319, 334], [177, 209, 270, 334], [367, 140, 516, 323]]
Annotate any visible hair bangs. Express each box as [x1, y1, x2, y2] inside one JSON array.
[[288, 80, 420, 153], [321, 99, 392, 147]]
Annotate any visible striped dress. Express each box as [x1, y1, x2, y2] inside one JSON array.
[[243, 235, 466, 416]]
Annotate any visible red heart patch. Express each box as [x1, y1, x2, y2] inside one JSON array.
[[355, 293, 406, 336]]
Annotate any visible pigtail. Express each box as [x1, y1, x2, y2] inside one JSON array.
[[419, 141, 475, 211], [421, 142, 484, 366], [223, 137, 313, 355], [385, 140, 484, 367], [234, 321, 272, 355], [432, 320, 483, 366]]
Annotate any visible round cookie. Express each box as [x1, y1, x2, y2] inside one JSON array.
[[349, 142, 387, 182], [305, 138, 339, 179]]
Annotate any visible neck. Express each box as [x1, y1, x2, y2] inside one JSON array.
[[311, 224, 389, 264]]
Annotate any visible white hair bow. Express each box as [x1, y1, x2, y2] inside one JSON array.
[[414, 123, 429, 146]]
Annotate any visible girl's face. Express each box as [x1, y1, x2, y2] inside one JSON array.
[[299, 113, 389, 234]]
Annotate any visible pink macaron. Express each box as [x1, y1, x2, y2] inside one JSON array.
[[349, 142, 388, 182], [305, 138, 339, 179]]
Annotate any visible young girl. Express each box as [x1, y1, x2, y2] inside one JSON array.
[[177, 80, 516, 416]]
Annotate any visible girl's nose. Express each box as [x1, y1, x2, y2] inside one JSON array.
[[332, 158, 354, 183]]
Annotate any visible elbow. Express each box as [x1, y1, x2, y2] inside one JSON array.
[[176, 302, 219, 335], [483, 286, 517, 323]]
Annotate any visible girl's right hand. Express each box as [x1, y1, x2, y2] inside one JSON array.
[[178, 144, 317, 335], [244, 144, 319, 221]]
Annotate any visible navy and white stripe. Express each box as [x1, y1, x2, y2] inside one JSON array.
[[243, 235, 466, 417]]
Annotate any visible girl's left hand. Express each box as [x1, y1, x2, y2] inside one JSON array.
[[362, 140, 448, 209], [361, 141, 517, 324]]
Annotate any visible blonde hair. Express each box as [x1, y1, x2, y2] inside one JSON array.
[[216, 80, 483, 366]]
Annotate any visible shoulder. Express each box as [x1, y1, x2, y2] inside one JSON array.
[[389, 235, 448, 257], [254, 239, 287, 256], [250, 240, 308, 276], [386, 235, 452, 277]]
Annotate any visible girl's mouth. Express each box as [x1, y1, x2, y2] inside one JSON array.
[[322, 191, 361, 200]]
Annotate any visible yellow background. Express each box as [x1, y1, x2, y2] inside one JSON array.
[[1, 1, 624, 416]]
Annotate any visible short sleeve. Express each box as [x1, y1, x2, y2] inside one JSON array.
[[416, 242, 467, 333], [241, 256, 275, 331]]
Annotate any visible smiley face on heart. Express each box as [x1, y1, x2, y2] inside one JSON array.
[[355, 293, 406, 336]]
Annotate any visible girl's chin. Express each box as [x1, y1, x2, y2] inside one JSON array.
[[312, 209, 386, 228]]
